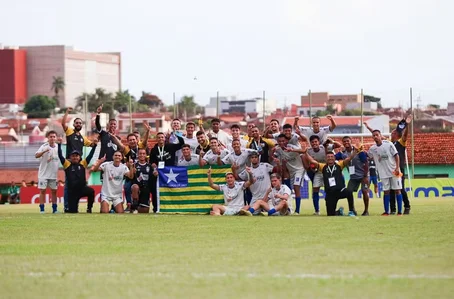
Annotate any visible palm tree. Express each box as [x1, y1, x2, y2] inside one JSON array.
[[51, 76, 65, 107]]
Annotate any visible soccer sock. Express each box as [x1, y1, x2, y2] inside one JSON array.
[[312, 192, 320, 212], [268, 208, 276, 216], [295, 197, 301, 214], [396, 194, 403, 214], [52, 204, 57, 213], [383, 194, 390, 214], [39, 204, 45, 212], [283, 179, 291, 190], [248, 208, 255, 214]]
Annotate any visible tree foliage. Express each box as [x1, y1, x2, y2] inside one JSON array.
[[23, 95, 57, 118], [51, 76, 65, 107], [76, 88, 139, 118], [138, 92, 163, 108]]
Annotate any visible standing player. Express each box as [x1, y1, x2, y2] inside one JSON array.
[[61, 107, 94, 212], [368, 130, 403, 216], [369, 158, 379, 198], [226, 124, 248, 151], [199, 137, 230, 167], [182, 121, 199, 153], [131, 148, 153, 213], [222, 139, 256, 177], [274, 134, 306, 215], [95, 105, 120, 161], [247, 126, 274, 163], [208, 118, 231, 147], [92, 151, 135, 213], [390, 115, 412, 214], [244, 173, 293, 216], [35, 131, 60, 213], [195, 131, 210, 155], [207, 167, 254, 216], [263, 119, 281, 141], [57, 138, 97, 213], [294, 115, 336, 145], [177, 144, 200, 166], [335, 136, 368, 216]]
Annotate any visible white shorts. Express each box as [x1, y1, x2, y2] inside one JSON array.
[[381, 177, 402, 191], [38, 179, 57, 190], [312, 172, 324, 188], [101, 196, 123, 207], [290, 170, 305, 187], [224, 206, 242, 216]]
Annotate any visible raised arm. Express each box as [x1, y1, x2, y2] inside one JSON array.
[[109, 133, 125, 153], [293, 116, 300, 130], [91, 155, 106, 172], [363, 121, 374, 134], [35, 146, 50, 159], [401, 115, 412, 143], [61, 107, 72, 132], [85, 140, 98, 164], [124, 159, 136, 179], [57, 141, 66, 165], [327, 115, 336, 131], [243, 167, 255, 189], [95, 105, 103, 132], [142, 120, 151, 146], [207, 167, 220, 191]]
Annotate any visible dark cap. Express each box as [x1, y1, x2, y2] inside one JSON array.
[[69, 150, 81, 156]]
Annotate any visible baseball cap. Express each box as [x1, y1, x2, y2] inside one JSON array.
[[69, 150, 81, 156]]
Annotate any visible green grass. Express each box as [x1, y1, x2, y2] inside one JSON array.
[[1, 198, 454, 299]]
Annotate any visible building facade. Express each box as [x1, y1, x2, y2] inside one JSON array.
[[206, 96, 277, 117], [301, 92, 379, 111], [0, 47, 27, 104], [19, 45, 121, 108]]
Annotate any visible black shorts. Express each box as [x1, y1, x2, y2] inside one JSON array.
[[138, 186, 151, 207]]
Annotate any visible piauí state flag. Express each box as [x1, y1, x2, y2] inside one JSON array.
[[157, 165, 231, 214]]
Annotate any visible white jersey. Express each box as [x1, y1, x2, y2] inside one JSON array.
[[299, 126, 330, 144], [226, 137, 248, 152], [268, 184, 293, 211], [100, 162, 129, 198], [240, 163, 274, 204], [36, 143, 59, 180], [222, 149, 256, 174], [210, 129, 231, 147], [307, 145, 326, 163], [272, 132, 300, 146], [219, 181, 245, 208], [274, 144, 304, 173], [175, 135, 198, 160], [203, 149, 230, 165], [177, 154, 200, 166], [368, 140, 398, 179]]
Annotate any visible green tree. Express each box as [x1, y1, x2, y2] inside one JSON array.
[[427, 104, 440, 110], [76, 88, 115, 117], [51, 76, 65, 107], [23, 95, 57, 118], [138, 91, 163, 109]]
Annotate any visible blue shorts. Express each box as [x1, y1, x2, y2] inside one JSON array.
[[370, 176, 378, 185]]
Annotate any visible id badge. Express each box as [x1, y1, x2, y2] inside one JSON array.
[[349, 166, 355, 175], [158, 161, 165, 169], [328, 177, 336, 187]]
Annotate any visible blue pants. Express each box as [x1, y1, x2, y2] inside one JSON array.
[[64, 178, 69, 212], [124, 180, 133, 205]]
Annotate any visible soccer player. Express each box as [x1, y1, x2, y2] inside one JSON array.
[[92, 151, 135, 213], [195, 131, 210, 155], [226, 124, 248, 152], [61, 107, 94, 212], [274, 134, 306, 214], [199, 137, 230, 167], [263, 118, 281, 139], [281, 124, 304, 146], [57, 138, 97, 213], [131, 148, 153, 213], [246, 126, 275, 163], [177, 144, 200, 166], [390, 115, 412, 214], [222, 139, 256, 177], [335, 136, 368, 216], [237, 152, 275, 215], [208, 118, 231, 147], [243, 173, 293, 216], [207, 167, 254, 216], [294, 115, 336, 144], [95, 105, 121, 161], [369, 158, 379, 197], [368, 130, 403, 216], [182, 121, 199, 153], [35, 131, 60, 214], [305, 150, 358, 216]]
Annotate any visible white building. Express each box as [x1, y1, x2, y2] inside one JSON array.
[[205, 96, 277, 117], [20, 45, 121, 108]]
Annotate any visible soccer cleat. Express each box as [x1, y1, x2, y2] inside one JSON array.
[[40, 211, 45, 214], [86, 208, 92, 214], [337, 207, 344, 216], [313, 212, 320, 216], [133, 210, 138, 214], [361, 211, 369, 216], [381, 212, 389, 216], [397, 213, 403, 216], [348, 211, 356, 217], [259, 211, 268, 217], [390, 211, 396, 215], [238, 209, 248, 216], [404, 208, 410, 215]]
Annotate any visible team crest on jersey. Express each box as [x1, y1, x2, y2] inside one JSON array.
[[146, 166, 150, 173]]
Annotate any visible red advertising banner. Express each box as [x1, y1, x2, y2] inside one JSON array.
[[20, 186, 102, 204]]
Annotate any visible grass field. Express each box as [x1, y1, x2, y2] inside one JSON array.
[[1, 198, 454, 299]]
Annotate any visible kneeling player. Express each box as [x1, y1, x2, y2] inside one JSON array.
[[131, 148, 153, 213], [208, 167, 254, 216], [243, 173, 293, 216]]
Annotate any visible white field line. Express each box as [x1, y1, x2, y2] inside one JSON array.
[[5, 272, 453, 280]]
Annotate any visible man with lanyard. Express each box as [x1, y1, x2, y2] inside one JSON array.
[[294, 115, 337, 145], [390, 115, 412, 214], [149, 132, 184, 213], [305, 150, 358, 216], [247, 126, 274, 163], [61, 107, 94, 212], [335, 136, 368, 216], [57, 137, 97, 213], [237, 152, 276, 215], [131, 148, 154, 213], [177, 144, 200, 166], [274, 134, 306, 215]]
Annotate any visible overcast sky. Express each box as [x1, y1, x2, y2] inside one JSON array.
[[1, 0, 453, 108]]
